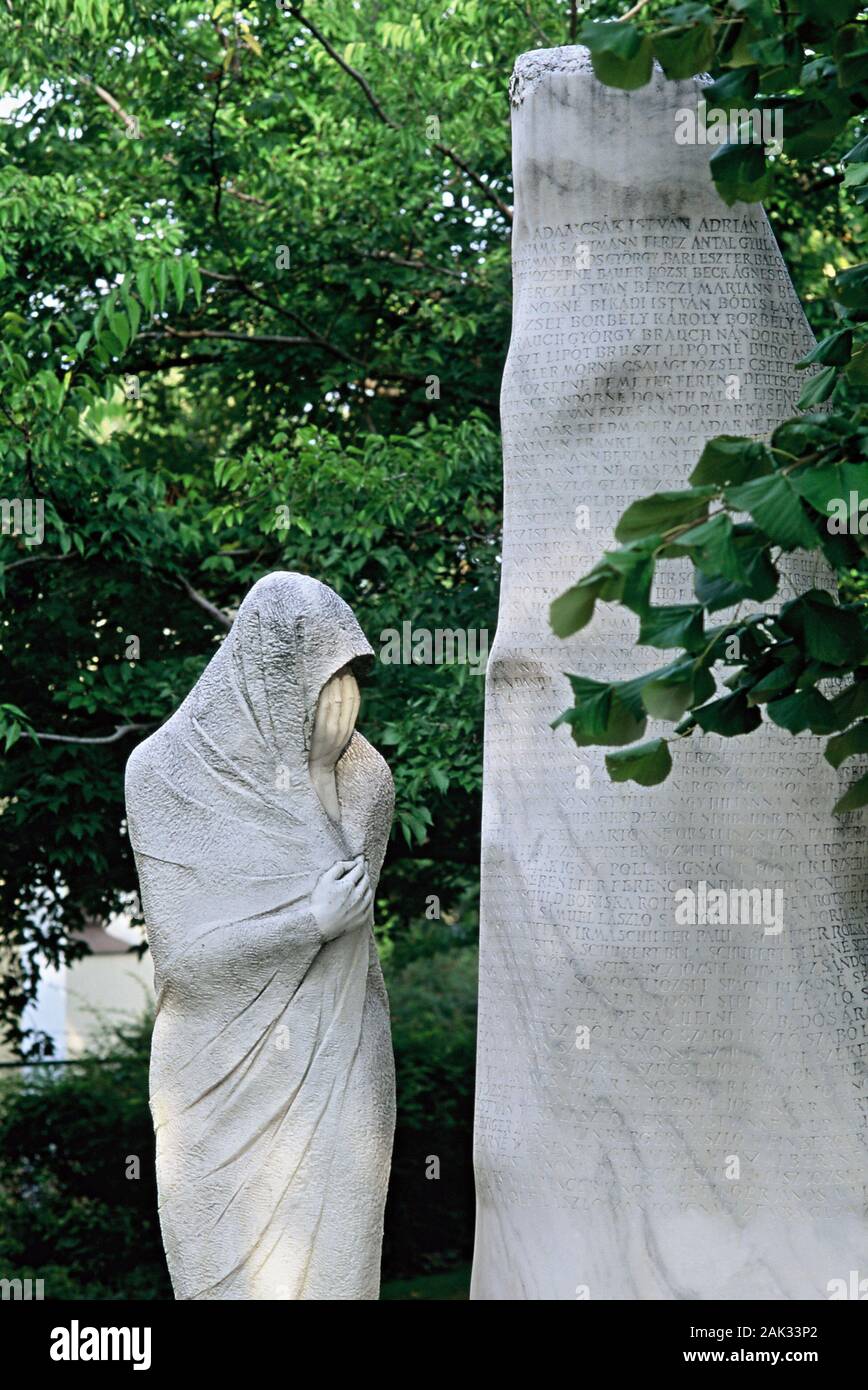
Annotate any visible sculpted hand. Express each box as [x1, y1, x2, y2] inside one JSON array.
[[310, 854, 373, 942]]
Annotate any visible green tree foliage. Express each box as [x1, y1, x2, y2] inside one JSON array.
[[384, 941, 478, 1277], [555, 0, 868, 811], [0, 0, 860, 1048], [0, 1021, 171, 1299], [0, 0, 522, 1051]]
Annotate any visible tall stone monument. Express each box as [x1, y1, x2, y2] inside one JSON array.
[[472, 49, 868, 1300]]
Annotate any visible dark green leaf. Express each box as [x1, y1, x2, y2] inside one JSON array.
[[641, 660, 715, 720], [832, 680, 868, 726], [846, 345, 868, 384], [724, 473, 819, 550], [580, 21, 654, 90], [689, 436, 772, 486], [638, 604, 704, 650], [653, 22, 716, 80], [693, 691, 762, 736], [710, 141, 771, 206], [615, 487, 715, 542], [550, 580, 601, 638], [836, 24, 868, 89], [778, 589, 867, 666], [703, 67, 758, 109], [605, 737, 672, 786], [766, 687, 839, 734], [833, 771, 868, 814], [554, 674, 647, 747], [797, 364, 837, 409], [746, 661, 801, 704], [833, 263, 868, 313], [795, 328, 853, 369], [825, 720, 868, 769]]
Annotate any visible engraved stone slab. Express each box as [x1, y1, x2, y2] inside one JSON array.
[[471, 48, 868, 1301]]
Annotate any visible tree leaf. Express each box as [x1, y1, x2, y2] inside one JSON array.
[[766, 687, 839, 735], [835, 24, 868, 89], [605, 737, 672, 786], [170, 256, 186, 311], [833, 770, 868, 814], [703, 66, 758, 109], [710, 141, 772, 206], [778, 589, 867, 666], [833, 262, 868, 313], [580, 21, 654, 90], [746, 660, 801, 704], [615, 487, 715, 542], [790, 461, 868, 524], [154, 259, 169, 313], [653, 21, 716, 80], [638, 604, 704, 650], [832, 680, 868, 726], [641, 660, 715, 720], [795, 328, 853, 369], [550, 579, 601, 638], [693, 691, 762, 736], [724, 473, 819, 550], [135, 264, 153, 314], [846, 344, 868, 384], [689, 435, 772, 486], [554, 675, 647, 747], [550, 543, 654, 636], [797, 364, 837, 409], [825, 719, 868, 769], [186, 256, 203, 307]]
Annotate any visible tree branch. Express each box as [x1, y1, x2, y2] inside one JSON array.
[[78, 76, 268, 206], [619, 0, 652, 20], [1, 552, 76, 573], [77, 75, 138, 135], [430, 140, 513, 221], [223, 182, 269, 207], [361, 249, 469, 280], [283, 3, 512, 222], [24, 723, 155, 745], [178, 576, 233, 629], [283, 3, 399, 129], [516, 2, 553, 46], [124, 352, 225, 373], [198, 271, 366, 364], [140, 325, 360, 365]]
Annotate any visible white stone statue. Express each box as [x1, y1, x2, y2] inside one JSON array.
[[125, 572, 395, 1300], [472, 48, 868, 1299]]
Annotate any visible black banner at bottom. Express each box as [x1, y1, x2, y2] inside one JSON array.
[[7, 1296, 864, 1375]]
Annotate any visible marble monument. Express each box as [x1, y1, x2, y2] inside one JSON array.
[[472, 49, 868, 1299]]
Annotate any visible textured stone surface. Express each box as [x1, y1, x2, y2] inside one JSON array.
[[471, 48, 868, 1300], [126, 573, 395, 1300]]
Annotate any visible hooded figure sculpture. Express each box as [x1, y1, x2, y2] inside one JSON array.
[[125, 572, 396, 1300]]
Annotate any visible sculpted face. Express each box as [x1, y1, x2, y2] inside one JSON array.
[[310, 666, 360, 773]]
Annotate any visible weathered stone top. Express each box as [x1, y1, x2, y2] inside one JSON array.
[[509, 45, 594, 106], [509, 42, 709, 107]]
